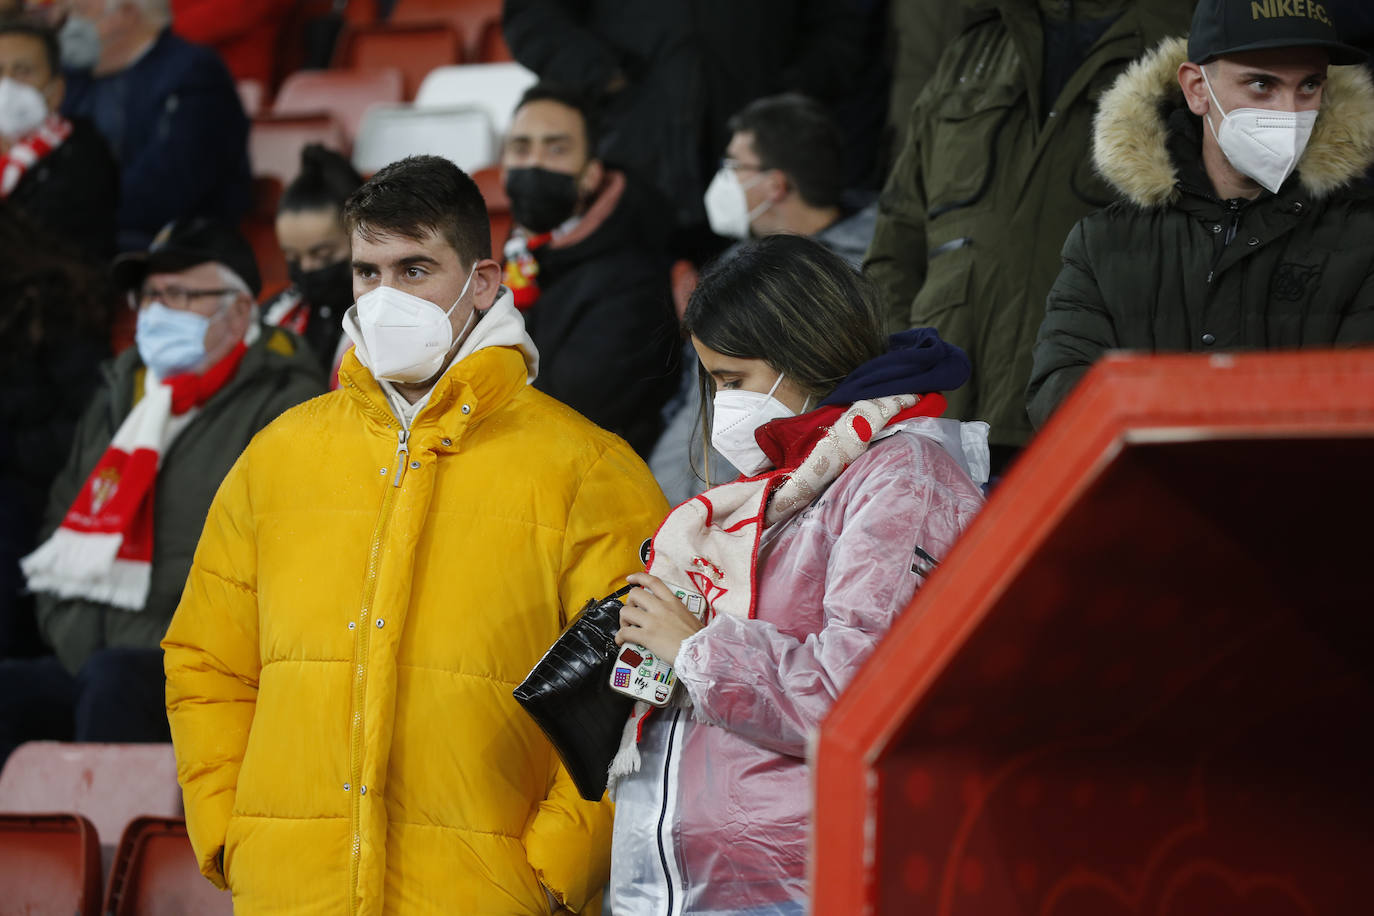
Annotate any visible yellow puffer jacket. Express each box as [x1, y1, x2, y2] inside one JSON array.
[[163, 338, 668, 914]]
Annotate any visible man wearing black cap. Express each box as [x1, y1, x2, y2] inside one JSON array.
[[0, 219, 322, 764], [1027, 0, 1374, 426]]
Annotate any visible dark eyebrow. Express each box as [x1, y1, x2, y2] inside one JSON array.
[[351, 259, 377, 272], [397, 255, 440, 268], [707, 368, 739, 379]]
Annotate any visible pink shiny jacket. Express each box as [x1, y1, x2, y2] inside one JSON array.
[[609, 418, 986, 914]]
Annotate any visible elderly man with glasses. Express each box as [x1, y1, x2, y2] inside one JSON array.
[[0, 218, 322, 766]]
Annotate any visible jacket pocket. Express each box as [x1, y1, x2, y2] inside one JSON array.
[[923, 84, 1021, 220], [911, 250, 975, 330]]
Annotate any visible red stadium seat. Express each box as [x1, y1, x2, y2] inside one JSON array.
[[342, 0, 378, 25], [103, 817, 232, 915], [0, 813, 102, 916], [0, 741, 182, 887], [333, 22, 462, 99], [237, 78, 266, 117], [472, 166, 510, 251], [249, 112, 349, 184], [475, 19, 513, 63], [273, 67, 404, 144], [389, 0, 501, 62], [243, 176, 288, 301]]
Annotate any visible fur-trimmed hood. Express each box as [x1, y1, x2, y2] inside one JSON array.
[[1093, 36, 1374, 207]]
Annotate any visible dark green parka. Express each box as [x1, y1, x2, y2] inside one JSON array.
[[1027, 38, 1374, 427], [36, 325, 325, 673], [865, 0, 1194, 448]]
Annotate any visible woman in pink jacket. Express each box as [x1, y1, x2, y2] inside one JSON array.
[[609, 235, 988, 914]]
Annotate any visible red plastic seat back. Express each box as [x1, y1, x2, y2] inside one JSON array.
[[104, 817, 232, 915], [273, 68, 404, 144], [0, 813, 102, 915], [389, 0, 501, 61], [334, 22, 462, 98], [249, 113, 349, 184], [472, 166, 510, 252]]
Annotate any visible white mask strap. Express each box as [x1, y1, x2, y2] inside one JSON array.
[[1200, 66, 1227, 140]]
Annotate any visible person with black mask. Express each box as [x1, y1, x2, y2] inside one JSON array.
[[500, 82, 680, 457], [263, 144, 361, 383]]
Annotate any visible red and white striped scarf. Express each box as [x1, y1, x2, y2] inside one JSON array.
[[0, 114, 73, 197], [21, 342, 248, 611]]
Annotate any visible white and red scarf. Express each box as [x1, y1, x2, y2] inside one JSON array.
[[608, 393, 946, 783], [21, 343, 248, 611], [0, 114, 73, 197]]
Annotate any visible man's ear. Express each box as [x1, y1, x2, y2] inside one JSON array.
[[579, 158, 605, 198], [1178, 62, 1211, 118], [44, 74, 65, 113], [471, 258, 504, 310]]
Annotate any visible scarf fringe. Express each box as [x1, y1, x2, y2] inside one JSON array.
[[21, 529, 150, 611]]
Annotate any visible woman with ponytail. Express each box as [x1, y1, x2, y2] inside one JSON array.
[[263, 143, 362, 383]]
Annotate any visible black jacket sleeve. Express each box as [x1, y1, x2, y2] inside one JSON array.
[[1026, 219, 1118, 429]]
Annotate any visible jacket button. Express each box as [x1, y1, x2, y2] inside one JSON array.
[[375, 619, 385, 628], [1201, 333, 1216, 346], [343, 783, 350, 791], [441, 438, 452, 446], [410, 461, 420, 469], [348, 621, 355, 630], [461, 404, 471, 414], [379, 468, 386, 475], [1247, 237, 1260, 246], [360, 786, 367, 795], [1293, 201, 1304, 212], [1211, 224, 1222, 233]]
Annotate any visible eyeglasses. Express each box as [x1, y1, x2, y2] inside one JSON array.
[[133, 284, 239, 311]]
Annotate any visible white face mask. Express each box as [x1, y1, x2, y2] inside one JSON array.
[[58, 14, 103, 71], [0, 77, 49, 141], [703, 167, 773, 239], [1202, 68, 1317, 196], [711, 372, 795, 476], [352, 266, 478, 384]]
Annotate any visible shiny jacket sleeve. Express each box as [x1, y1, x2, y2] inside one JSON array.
[[1026, 218, 1117, 429], [673, 437, 980, 759], [523, 442, 668, 910], [864, 89, 930, 336], [161, 455, 261, 890]]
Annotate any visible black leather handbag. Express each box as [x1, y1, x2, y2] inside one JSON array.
[[513, 586, 634, 801]]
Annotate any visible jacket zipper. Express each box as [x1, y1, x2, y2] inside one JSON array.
[[655, 709, 684, 916], [1207, 198, 1244, 285], [347, 424, 409, 915]]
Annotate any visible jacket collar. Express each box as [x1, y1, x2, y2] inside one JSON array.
[[338, 289, 537, 445], [1092, 36, 1374, 207]]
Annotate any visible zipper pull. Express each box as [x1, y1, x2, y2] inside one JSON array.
[[392, 428, 409, 488]]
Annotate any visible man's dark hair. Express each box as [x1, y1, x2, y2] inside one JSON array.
[[343, 155, 491, 263], [513, 82, 600, 155], [281, 144, 364, 214], [727, 93, 844, 209], [0, 20, 61, 79]]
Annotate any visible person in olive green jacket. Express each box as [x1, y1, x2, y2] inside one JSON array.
[[1027, 0, 1374, 427], [865, 0, 1194, 466], [0, 220, 323, 764]]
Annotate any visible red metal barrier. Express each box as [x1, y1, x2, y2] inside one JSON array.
[[813, 349, 1374, 916]]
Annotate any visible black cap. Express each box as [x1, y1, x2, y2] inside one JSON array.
[[113, 218, 262, 298], [1188, 0, 1367, 66]]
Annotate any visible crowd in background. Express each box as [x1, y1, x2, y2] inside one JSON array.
[[1, 0, 1374, 911]]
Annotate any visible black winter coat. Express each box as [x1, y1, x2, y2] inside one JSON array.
[[521, 171, 680, 456], [503, 0, 862, 229], [1028, 39, 1374, 427], [6, 118, 119, 262]]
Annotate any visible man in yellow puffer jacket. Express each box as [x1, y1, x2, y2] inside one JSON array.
[[162, 155, 669, 914]]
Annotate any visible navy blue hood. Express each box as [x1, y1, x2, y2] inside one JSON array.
[[820, 327, 971, 407]]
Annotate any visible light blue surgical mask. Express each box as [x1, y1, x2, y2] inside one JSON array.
[[136, 302, 210, 378]]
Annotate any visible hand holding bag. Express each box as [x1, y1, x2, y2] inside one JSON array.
[[513, 586, 633, 801]]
